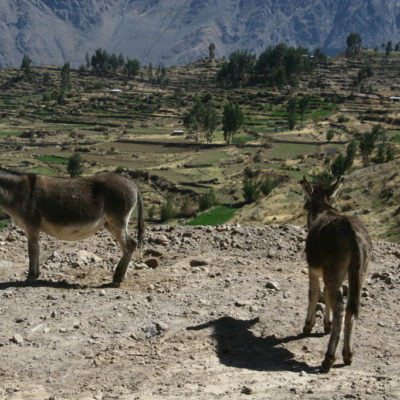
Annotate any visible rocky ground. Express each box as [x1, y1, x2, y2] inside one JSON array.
[[0, 223, 399, 400]]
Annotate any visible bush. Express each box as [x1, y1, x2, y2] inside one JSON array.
[[337, 115, 350, 123], [160, 199, 177, 222], [260, 177, 278, 196], [310, 171, 334, 185], [67, 153, 83, 177], [147, 205, 157, 220], [242, 177, 261, 203], [199, 189, 218, 211], [326, 129, 335, 141], [180, 196, 197, 218]]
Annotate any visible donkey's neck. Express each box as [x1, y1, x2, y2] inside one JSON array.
[[308, 200, 336, 227]]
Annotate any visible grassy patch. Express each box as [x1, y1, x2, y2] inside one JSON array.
[[186, 205, 237, 226], [266, 142, 319, 159], [25, 166, 58, 175], [0, 131, 22, 138], [36, 155, 69, 163]]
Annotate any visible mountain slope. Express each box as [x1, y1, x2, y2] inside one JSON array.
[[1, 0, 400, 67]]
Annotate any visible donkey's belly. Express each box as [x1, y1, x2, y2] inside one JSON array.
[[40, 218, 105, 240]]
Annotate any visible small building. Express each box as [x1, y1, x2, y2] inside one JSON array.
[[389, 96, 400, 101], [172, 130, 184, 136]]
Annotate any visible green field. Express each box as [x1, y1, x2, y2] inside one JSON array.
[[36, 155, 69, 163], [186, 205, 237, 226]]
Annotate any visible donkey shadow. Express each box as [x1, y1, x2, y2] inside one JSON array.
[[187, 316, 321, 373], [0, 279, 85, 290]]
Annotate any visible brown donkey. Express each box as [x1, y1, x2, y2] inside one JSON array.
[[0, 169, 145, 287], [300, 176, 371, 372]]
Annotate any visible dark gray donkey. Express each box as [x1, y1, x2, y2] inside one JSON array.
[[0, 169, 145, 287], [300, 176, 371, 372]]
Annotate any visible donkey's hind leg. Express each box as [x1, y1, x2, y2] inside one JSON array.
[[105, 217, 137, 287], [303, 268, 320, 334], [321, 284, 345, 373], [26, 230, 40, 282], [342, 309, 355, 365]]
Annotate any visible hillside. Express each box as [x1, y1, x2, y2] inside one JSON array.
[[0, 50, 399, 242], [1, 0, 400, 67]]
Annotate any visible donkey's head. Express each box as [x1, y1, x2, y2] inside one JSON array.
[[300, 176, 344, 226]]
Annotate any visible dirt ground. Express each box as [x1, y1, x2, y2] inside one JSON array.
[[0, 223, 399, 400]]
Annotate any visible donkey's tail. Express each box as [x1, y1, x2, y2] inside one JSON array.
[[136, 188, 145, 249], [347, 232, 364, 319]]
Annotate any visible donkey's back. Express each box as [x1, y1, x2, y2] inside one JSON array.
[[306, 210, 370, 274], [33, 172, 141, 237]]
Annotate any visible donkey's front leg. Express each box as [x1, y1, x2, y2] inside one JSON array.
[[26, 231, 40, 281]]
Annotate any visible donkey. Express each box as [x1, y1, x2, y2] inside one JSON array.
[[300, 176, 371, 373], [0, 169, 145, 287]]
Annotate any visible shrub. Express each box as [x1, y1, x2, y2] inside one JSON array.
[[180, 196, 197, 217], [67, 153, 83, 177], [160, 198, 177, 222], [147, 205, 157, 220], [260, 177, 278, 196], [326, 129, 335, 141], [199, 188, 218, 211], [337, 115, 350, 123], [242, 177, 261, 203]]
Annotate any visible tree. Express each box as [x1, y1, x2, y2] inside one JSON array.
[[346, 33, 362, 56], [208, 43, 216, 60], [344, 140, 357, 170], [359, 125, 384, 166], [386, 144, 396, 161], [314, 48, 327, 64], [298, 96, 310, 127], [353, 65, 373, 93], [42, 72, 51, 86], [67, 153, 83, 177], [242, 177, 261, 203], [199, 188, 218, 211], [326, 130, 335, 141], [385, 41, 393, 56], [124, 58, 140, 79], [222, 102, 244, 144], [61, 62, 71, 91], [183, 96, 218, 143], [160, 198, 177, 222], [331, 154, 347, 177], [216, 50, 256, 88], [255, 44, 312, 88], [85, 52, 91, 69], [148, 63, 153, 82], [286, 97, 297, 130], [91, 48, 110, 73], [21, 55, 32, 76]]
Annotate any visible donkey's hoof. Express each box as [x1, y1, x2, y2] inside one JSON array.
[[320, 356, 335, 373], [343, 352, 353, 366], [324, 323, 332, 334], [26, 275, 39, 283], [111, 281, 121, 288], [302, 325, 313, 335]]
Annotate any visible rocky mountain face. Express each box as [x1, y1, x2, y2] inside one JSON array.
[[1, 0, 400, 67]]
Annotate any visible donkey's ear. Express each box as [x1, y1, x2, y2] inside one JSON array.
[[328, 176, 344, 198], [300, 176, 312, 198]]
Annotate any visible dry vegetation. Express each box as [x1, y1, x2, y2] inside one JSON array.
[[0, 51, 399, 241]]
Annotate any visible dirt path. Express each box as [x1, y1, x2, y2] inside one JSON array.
[[0, 224, 399, 399]]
